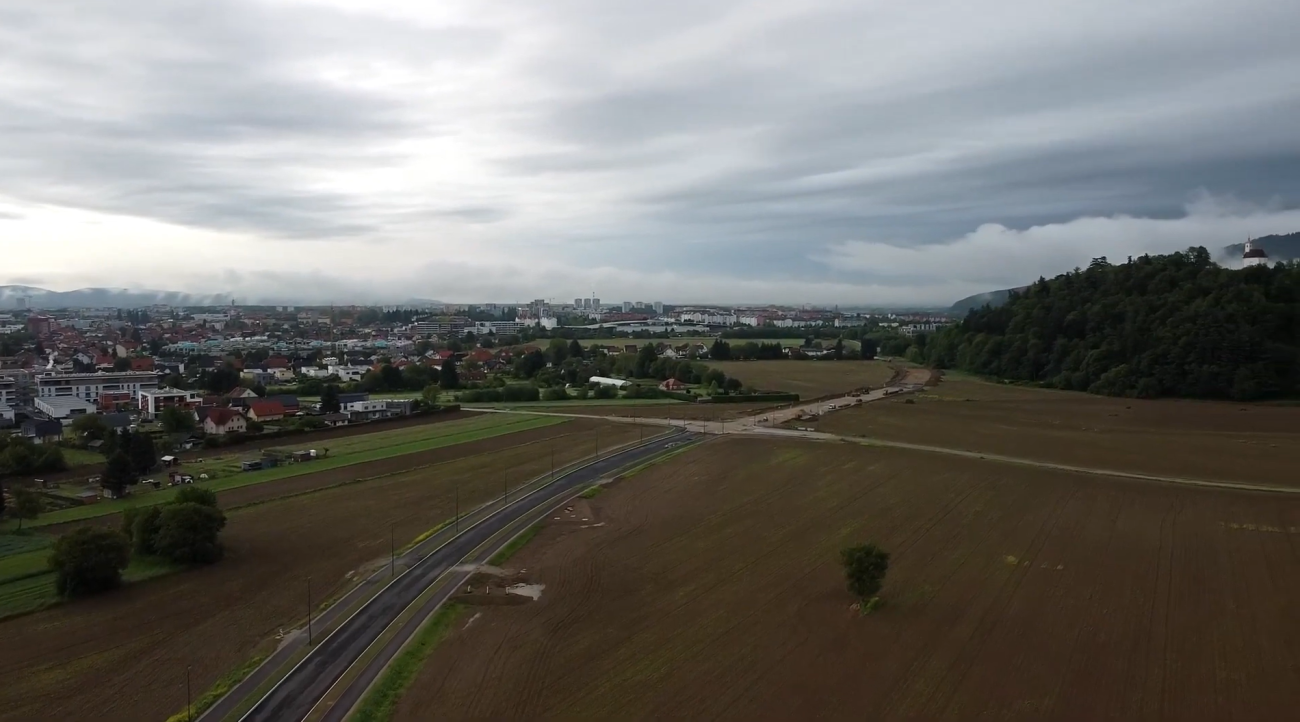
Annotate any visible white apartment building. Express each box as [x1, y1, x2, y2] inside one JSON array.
[[35, 371, 159, 405], [678, 311, 737, 326], [0, 376, 15, 408], [473, 320, 528, 335]]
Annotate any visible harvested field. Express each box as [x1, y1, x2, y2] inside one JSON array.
[[816, 375, 1300, 488], [397, 437, 1300, 721], [0, 420, 645, 722], [709, 359, 894, 397]]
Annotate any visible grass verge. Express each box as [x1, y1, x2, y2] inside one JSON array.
[[577, 485, 604, 499], [164, 652, 269, 722], [488, 524, 542, 566], [349, 604, 466, 722]]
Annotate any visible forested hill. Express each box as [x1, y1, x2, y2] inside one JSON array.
[[922, 247, 1300, 400]]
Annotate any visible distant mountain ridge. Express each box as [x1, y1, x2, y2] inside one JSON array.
[[0, 286, 233, 310], [0, 286, 444, 309]]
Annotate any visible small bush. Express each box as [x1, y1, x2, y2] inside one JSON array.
[[840, 542, 890, 604], [173, 486, 219, 508]]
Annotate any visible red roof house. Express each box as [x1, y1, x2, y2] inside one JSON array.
[[246, 400, 286, 422]]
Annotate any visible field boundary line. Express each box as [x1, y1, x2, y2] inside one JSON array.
[[807, 433, 1300, 495]]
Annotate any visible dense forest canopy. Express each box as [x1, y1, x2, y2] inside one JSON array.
[[922, 248, 1300, 400]]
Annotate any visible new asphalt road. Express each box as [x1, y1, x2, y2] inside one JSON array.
[[238, 428, 697, 722]]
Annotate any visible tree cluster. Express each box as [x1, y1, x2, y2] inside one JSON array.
[[121, 487, 227, 564], [924, 249, 1300, 400], [0, 436, 67, 478]]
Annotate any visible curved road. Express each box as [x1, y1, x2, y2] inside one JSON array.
[[236, 429, 696, 722]]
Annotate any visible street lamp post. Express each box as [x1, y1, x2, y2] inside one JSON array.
[[186, 665, 192, 721], [454, 482, 459, 534], [306, 577, 313, 645], [389, 522, 395, 577]]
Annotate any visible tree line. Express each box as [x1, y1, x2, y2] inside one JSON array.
[[919, 249, 1300, 400]]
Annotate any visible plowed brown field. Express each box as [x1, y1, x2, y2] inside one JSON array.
[[708, 359, 895, 397], [814, 375, 1300, 487], [0, 420, 642, 722], [396, 437, 1300, 721]]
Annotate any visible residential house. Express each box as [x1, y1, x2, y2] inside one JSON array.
[[321, 412, 350, 427], [385, 399, 417, 416], [246, 400, 286, 423], [337, 392, 370, 406], [0, 404, 14, 427], [129, 357, 156, 372], [343, 399, 393, 421], [227, 387, 259, 399], [203, 408, 248, 436], [21, 419, 64, 444], [138, 387, 203, 419], [242, 369, 278, 388], [659, 378, 688, 392], [264, 395, 300, 414]]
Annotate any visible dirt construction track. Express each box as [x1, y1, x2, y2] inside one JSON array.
[[0, 419, 642, 722], [396, 437, 1300, 721]]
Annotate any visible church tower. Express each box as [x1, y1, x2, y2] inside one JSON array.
[[1242, 238, 1269, 268]]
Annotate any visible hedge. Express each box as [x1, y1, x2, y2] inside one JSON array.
[[701, 393, 800, 404]]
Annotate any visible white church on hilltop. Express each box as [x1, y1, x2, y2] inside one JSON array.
[[1242, 238, 1270, 267]]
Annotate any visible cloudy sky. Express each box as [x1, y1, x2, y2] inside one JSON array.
[[2, 0, 1299, 306]]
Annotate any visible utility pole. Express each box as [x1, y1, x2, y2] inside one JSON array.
[[503, 474, 508, 507], [186, 665, 192, 721], [306, 577, 313, 645], [550, 445, 555, 482], [454, 483, 459, 534], [389, 522, 395, 577]]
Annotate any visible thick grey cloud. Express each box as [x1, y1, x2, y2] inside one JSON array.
[[1, 0, 1298, 305]]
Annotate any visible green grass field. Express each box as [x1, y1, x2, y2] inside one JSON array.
[[2, 414, 566, 531], [0, 548, 51, 583], [0, 554, 179, 620], [461, 398, 683, 410], [0, 534, 51, 558], [59, 447, 107, 467]]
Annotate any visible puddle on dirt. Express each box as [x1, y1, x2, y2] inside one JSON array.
[[507, 583, 546, 600], [451, 563, 508, 575]]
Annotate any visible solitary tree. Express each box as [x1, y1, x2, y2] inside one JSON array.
[[567, 338, 583, 360], [102, 452, 137, 497], [70, 414, 110, 442], [129, 432, 157, 475], [439, 357, 460, 389], [159, 406, 196, 434], [12, 487, 42, 531], [320, 384, 342, 414], [49, 528, 131, 598], [840, 543, 890, 613], [153, 502, 227, 564]]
